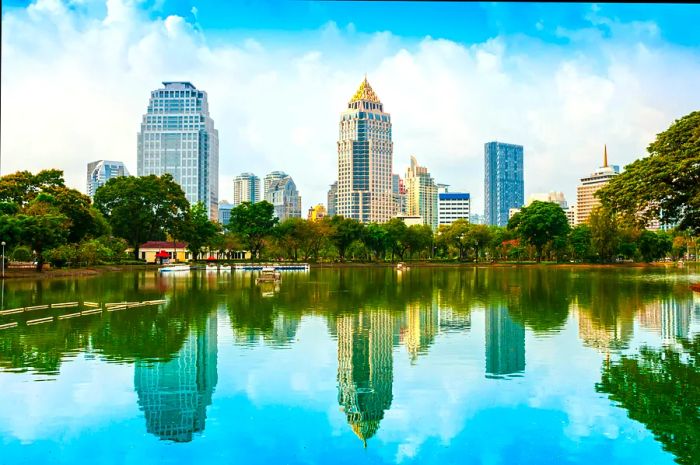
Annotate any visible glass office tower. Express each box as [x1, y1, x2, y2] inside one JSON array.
[[484, 141, 524, 227]]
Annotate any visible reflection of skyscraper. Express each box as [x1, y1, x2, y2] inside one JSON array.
[[574, 300, 633, 352], [134, 313, 218, 442], [485, 306, 525, 378], [639, 298, 691, 344], [403, 302, 439, 363], [337, 312, 394, 446], [266, 313, 300, 347]]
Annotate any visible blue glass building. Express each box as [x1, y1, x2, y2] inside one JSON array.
[[137, 82, 219, 220], [484, 141, 524, 227]]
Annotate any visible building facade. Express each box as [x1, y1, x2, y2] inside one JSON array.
[[337, 77, 393, 223], [307, 204, 327, 222], [484, 141, 524, 227], [233, 173, 261, 206], [86, 160, 129, 198], [391, 174, 407, 216], [263, 171, 288, 196], [438, 192, 471, 227], [265, 175, 301, 221], [525, 191, 567, 209], [575, 146, 619, 225], [327, 181, 338, 217], [137, 81, 219, 220], [405, 156, 438, 230], [218, 200, 233, 225]]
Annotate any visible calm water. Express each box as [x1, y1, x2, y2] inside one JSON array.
[[0, 267, 698, 465]]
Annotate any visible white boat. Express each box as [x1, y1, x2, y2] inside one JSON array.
[[206, 264, 218, 272], [159, 265, 191, 273]]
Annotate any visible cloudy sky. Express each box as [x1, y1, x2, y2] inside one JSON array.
[[1, 1, 699, 214]]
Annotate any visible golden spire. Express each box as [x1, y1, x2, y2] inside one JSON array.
[[349, 76, 381, 104], [603, 144, 608, 168]]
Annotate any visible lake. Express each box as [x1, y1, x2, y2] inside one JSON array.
[[0, 267, 698, 465]]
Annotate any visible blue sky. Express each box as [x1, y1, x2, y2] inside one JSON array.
[[1, 1, 699, 211]]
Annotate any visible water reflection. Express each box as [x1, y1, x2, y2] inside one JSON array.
[[485, 305, 525, 378], [1, 267, 699, 465], [134, 311, 218, 442]]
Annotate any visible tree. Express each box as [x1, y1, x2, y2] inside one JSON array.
[[226, 201, 278, 261], [598, 111, 700, 233], [18, 212, 70, 271], [0, 169, 65, 207], [404, 224, 433, 259], [384, 218, 409, 260], [276, 217, 312, 261], [589, 206, 620, 263], [178, 202, 220, 260], [568, 225, 593, 261], [508, 201, 570, 262], [328, 216, 363, 261], [93, 174, 190, 259], [439, 220, 471, 261], [362, 223, 388, 261], [638, 230, 673, 263], [467, 224, 493, 262]]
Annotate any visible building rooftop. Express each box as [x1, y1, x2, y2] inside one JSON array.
[[162, 82, 197, 90], [439, 193, 470, 200], [349, 76, 381, 104]]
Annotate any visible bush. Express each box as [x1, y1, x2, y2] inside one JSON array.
[[11, 246, 32, 262], [45, 245, 78, 268], [77, 239, 112, 266]]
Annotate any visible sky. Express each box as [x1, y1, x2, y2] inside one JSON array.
[[1, 1, 700, 214]]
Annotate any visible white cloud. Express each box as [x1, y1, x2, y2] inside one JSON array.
[[2, 0, 699, 215]]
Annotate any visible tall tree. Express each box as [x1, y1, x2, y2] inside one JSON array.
[[226, 201, 278, 261], [588, 206, 620, 263], [508, 201, 570, 262], [568, 225, 593, 261], [177, 202, 220, 260], [384, 218, 409, 260], [93, 174, 190, 259], [598, 111, 700, 233], [328, 216, 363, 261], [362, 223, 388, 261]]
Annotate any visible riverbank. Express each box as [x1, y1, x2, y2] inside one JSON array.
[[2, 260, 693, 280]]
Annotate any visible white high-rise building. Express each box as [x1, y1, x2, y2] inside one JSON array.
[[438, 191, 471, 227], [264, 171, 288, 196], [86, 160, 129, 198], [576, 145, 619, 225], [405, 156, 438, 230], [337, 77, 393, 223], [265, 175, 302, 221], [233, 173, 261, 206], [137, 82, 219, 220]]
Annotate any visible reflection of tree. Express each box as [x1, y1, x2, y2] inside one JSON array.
[[596, 335, 700, 465], [506, 268, 570, 333]]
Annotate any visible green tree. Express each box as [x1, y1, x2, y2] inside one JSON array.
[[467, 224, 493, 262], [226, 201, 278, 261], [93, 174, 190, 259], [404, 224, 433, 259], [328, 216, 363, 261], [0, 169, 65, 207], [638, 230, 673, 263], [439, 220, 471, 260], [384, 218, 409, 260], [178, 202, 220, 260], [588, 206, 620, 263], [362, 223, 388, 261], [275, 217, 312, 261], [508, 201, 570, 262], [19, 212, 70, 271], [568, 225, 593, 261], [598, 111, 700, 233]]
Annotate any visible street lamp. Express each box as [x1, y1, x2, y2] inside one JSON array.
[[1, 241, 5, 279]]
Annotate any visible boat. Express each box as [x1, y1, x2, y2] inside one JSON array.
[[206, 264, 218, 272], [159, 264, 191, 273]]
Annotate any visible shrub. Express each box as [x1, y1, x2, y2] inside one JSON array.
[[11, 246, 32, 262]]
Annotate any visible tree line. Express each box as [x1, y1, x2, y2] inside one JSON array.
[[0, 110, 697, 269]]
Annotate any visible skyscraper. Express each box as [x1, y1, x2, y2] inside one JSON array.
[[337, 77, 393, 223], [233, 172, 261, 206], [86, 160, 129, 198], [327, 181, 338, 217], [134, 312, 218, 442], [484, 142, 524, 227], [575, 145, 619, 225], [263, 171, 288, 196], [391, 174, 407, 216], [137, 82, 219, 220], [265, 175, 302, 221], [404, 156, 438, 229]]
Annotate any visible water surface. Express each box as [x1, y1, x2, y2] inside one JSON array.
[[0, 267, 698, 464]]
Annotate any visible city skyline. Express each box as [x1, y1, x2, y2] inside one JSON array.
[[2, 2, 698, 215]]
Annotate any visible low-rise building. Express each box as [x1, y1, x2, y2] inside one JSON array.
[[307, 204, 327, 222], [218, 200, 233, 225], [438, 192, 471, 227], [129, 241, 191, 263]]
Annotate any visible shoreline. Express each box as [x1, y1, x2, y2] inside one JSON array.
[[1, 260, 692, 280]]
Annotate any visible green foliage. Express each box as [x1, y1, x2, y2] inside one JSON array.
[[598, 111, 700, 233], [589, 206, 620, 263], [93, 174, 190, 259], [568, 225, 593, 261], [328, 216, 363, 261], [0, 169, 65, 207], [508, 201, 570, 262], [405, 224, 433, 259], [384, 218, 410, 260], [45, 244, 78, 268], [10, 246, 32, 262], [226, 201, 278, 261], [638, 230, 673, 263], [177, 202, 220, 260], [362, 223, 388, 261]]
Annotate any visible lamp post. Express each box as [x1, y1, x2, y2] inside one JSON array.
[[1, 241, 5, 279]]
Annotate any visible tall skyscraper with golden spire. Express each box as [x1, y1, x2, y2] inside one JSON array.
[[337, 76, 394, 223]]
